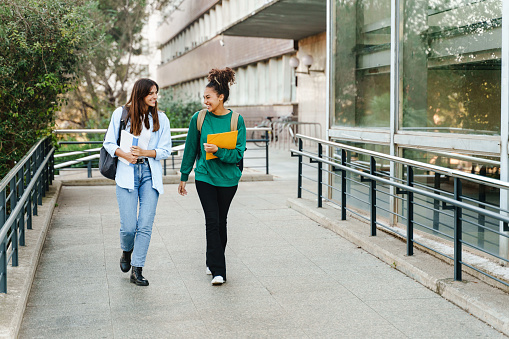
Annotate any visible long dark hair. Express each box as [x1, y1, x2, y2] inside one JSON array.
[[206, 68, 236, 102], [125, 78, 160, 135]]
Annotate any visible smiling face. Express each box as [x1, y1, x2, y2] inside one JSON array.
[[143, 85, 158, 107], [203, 86, 224, 113]]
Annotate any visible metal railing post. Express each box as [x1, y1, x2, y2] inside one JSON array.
[[478, 166, 487, 248], [454, 177, 463, 281], [12, 218, 18, 267], [32, 152, 38, 216], [0, 190, 5, 226], [50, 141, 55, 183], [87, 151, 92, 178], [10, 177, 17, 214], [318, 143, 323, 208], [433, 172, 440, 233], [164, 159, 167, 176], [37, 147, 43, 206], [27, 191, 32, 230], [19, 205, 25, 247], [26, 155, 33, 230], [265, 130, 269, 175], [297, 138, 303, 198], [44, 140, 50, 191], [370, 156, 377, 236], [341, 149, 347, 220], [0, 241, 6, 293], [407, 166, 414, 256]]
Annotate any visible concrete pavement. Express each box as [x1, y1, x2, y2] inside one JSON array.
[[17, 151, 506, 338]]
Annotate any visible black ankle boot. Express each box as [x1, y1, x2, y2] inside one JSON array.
[[130, 266, 149, 286], [120, 249, 133, 273]]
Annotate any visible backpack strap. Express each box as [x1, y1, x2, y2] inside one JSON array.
[[120, 106, 129, 129], [197, 109, 240, 132], [196, 109, 208, 133], [230, 112, 240, 131]]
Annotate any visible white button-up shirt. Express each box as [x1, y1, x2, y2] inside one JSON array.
[[103, 107, 172, 194]]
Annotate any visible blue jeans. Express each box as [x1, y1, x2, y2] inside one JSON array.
[[116, 162, 159, 267]]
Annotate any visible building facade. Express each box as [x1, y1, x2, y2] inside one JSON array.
[[157, 0, 507, 255], [328, 0, 508, 256], [156, 0, 327, 130]]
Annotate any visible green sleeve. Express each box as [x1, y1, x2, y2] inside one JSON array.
[[213, 115, 247, 163], [179, 112, 200, 181]]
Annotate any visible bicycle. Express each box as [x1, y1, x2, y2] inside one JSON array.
[[251, 113, 297, 148], [251, 116, 276, 147]]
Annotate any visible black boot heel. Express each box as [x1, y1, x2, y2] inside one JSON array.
[[120, 249, 133, 273], [130, 266, 149, 286]]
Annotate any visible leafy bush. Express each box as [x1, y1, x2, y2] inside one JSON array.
[[158, 89, 203, 130], [0, 0, 97, 179]]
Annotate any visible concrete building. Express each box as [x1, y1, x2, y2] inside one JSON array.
[[156, 0, 327, 133], [156, 0, 508, 255]]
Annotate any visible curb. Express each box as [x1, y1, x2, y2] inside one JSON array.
[[0, 181, 62, 339], [287, 197, 509, 337]]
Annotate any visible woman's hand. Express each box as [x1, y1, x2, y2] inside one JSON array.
[[130, 146, 151, 158], [178, 181, 187, 196], [115, 148, 138, 164], [203, 143, 218, 153]]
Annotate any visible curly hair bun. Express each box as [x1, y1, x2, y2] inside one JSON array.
[[207, 67, 236, 89]]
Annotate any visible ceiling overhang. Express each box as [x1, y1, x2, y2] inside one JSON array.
[[219, 0, 326, 41]]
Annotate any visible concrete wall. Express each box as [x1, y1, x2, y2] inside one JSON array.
[[157, 0, 219, 44], [156, 35, 295, 88], [295, 32, 327, 140]]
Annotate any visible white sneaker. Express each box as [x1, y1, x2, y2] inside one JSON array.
[[211, 276, 224, 285], [206, 267, 212, 275]]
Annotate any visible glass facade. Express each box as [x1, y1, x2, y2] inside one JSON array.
[[401, 0, 502, 134], [332, 1, 391, 128], [330, 0, 505, 253], [332, 0, 502, 132]]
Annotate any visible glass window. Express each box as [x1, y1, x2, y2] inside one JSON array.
[[401, 0, 502, 134], [401, 147, 500, 253], [332, 0, 391, 128]]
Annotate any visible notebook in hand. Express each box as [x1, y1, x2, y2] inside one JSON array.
[[206, 130, 238, 160]]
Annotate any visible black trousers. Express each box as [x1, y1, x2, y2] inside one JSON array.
[[195, 180, 238, 279]]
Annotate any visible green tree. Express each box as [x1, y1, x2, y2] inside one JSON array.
[[59, 0, 183, 129], [0, 0, 97, 178]]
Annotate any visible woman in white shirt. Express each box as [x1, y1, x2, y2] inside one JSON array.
[[103, 78, 171, 286]]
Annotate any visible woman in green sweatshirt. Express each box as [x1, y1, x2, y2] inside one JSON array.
[[178, 67, 246, 286]]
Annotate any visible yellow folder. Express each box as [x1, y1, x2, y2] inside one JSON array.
[[206, 130, 238, 160]]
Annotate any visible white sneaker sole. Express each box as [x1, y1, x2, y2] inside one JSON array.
[[211, 276, 225, 285], [206, 267, 212, 275]]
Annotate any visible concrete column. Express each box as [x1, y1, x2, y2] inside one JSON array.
[[282, 55, 293, 103], [257, 61, 267, 104]]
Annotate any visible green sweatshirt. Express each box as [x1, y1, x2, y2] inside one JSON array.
[[180, 110, 246, 187]]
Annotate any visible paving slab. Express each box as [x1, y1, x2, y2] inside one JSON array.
[[17, 176, 506, 338]]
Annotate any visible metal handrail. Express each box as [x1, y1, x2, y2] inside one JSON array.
[[0, 148, 54, 242], [0, 137, 54, 293], [297, 134, 509, 190], [54, 127, 272, 175], [292, 149, 509, 224], [54, 127, 270, 134], [293, 135, 509, 287], [0, 138, 47, 191]]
